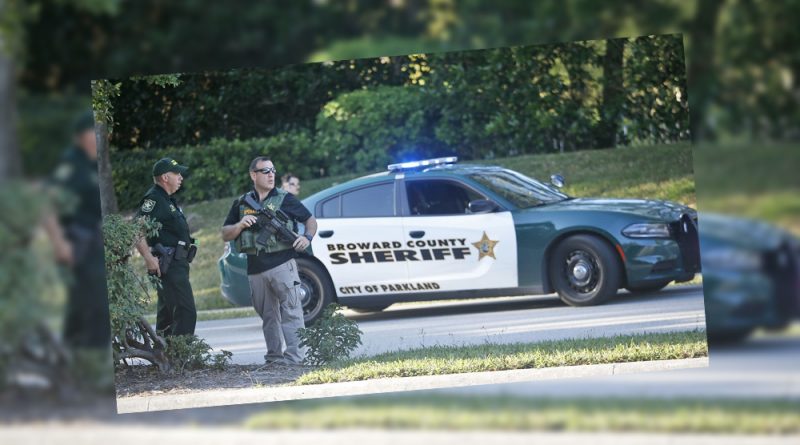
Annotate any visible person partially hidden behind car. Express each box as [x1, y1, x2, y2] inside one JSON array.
[[221, 157, 317, 365]]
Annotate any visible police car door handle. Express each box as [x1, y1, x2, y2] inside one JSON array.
[[319, 230, 334, 238], [409, 230, 426, 239]]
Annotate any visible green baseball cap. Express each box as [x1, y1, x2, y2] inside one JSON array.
[[72, 111, 95, 135], [152, 158, 189, 176]]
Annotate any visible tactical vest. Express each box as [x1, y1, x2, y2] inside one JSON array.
[[235, 189, 295, 255]]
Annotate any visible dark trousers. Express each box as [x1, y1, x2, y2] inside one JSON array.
[[156, 260, 197, 336], [64, 230, 111, 349], [64, 258, 111, 348]]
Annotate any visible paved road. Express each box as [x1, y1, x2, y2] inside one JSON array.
[[197, 285, 706, 365]]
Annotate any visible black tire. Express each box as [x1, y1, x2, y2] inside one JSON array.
[[295, 257, 335, 326], [549, 234, 622, 306], [349, 305, 391, 314], [626, 280, 671, 294]]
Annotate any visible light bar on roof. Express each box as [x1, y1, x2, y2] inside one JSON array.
[[387, 156, 458, 172]]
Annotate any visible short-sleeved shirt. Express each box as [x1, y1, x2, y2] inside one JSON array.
[[136, 184, 192, 248], [224, 188, 312, 275], [51, 146, 101, 229]]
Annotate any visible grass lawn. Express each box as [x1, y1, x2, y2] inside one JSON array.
[[243, 395, 800, 434], [295, 330, 707, 385], [487, 142, 696, 206], [168, 143, 697, 313]]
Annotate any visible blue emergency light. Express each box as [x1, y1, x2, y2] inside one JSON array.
[[387, 157, 458, 172]]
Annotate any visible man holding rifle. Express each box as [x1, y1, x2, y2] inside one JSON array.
[[222, 157, 317, 365]]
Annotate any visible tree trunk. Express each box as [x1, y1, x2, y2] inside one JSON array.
[[688, 0, 725, 142], [597, 38, 625, 149], [96, 119, 119, 215], [0, 30, 22, 181]]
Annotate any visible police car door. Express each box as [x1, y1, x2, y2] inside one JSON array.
[[310, 180, 410, 302], [401, 178, 518, 293]]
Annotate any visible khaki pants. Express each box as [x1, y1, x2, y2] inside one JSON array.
[[248, 259, 306, 363]]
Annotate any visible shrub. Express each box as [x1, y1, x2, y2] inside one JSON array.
[[298, 304, 362, 366], [0, 182, 59, 389], [104, 214, 171, 371], [165, 334, 232, 374], [105, 214, 234, 373]]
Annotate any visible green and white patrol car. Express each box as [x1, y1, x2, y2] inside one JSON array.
[[219, 157, 700, 325]]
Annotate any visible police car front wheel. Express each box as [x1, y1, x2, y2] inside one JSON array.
[[625, 280, 671, 294], [349, 305, 391, 314], [549, 234, 622, 306]]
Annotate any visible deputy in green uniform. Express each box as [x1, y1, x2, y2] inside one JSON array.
[[44, 111, 110, 348], [134, 158, 197, 336]]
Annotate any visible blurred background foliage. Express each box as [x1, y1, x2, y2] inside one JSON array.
[[4, 0, 796, 171], [99, 34, 688, 210], [0, 0, 795, 220]]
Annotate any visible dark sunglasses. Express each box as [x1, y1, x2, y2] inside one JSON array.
[[254, 167, 277, 175]]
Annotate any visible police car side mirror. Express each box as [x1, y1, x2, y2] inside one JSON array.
[[468, 199, 499, 214], [550, 174, 565, 188]]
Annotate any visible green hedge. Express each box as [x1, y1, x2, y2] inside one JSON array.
[[112, 85, 454, 210], [316, 85, 450, 176], [111, 129, 321, 211]]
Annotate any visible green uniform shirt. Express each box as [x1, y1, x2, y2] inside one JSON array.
[[136, 184, 192, 247], [52, 146, 101, 229]]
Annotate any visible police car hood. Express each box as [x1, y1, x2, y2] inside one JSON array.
[[540, 197, 695, 222]]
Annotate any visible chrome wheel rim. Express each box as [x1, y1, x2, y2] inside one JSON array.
[[564, 250, 601, 294]]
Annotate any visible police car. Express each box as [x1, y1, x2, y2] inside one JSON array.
[[219, 157, 700, 325], [700, 213, 800, 341]]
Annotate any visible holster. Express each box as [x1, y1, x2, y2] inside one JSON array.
[[150, 244, 175, 276]]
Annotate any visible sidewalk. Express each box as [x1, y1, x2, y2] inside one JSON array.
[[117, 357, 708, 413]]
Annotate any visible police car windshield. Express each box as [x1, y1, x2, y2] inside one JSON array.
[[467, 169, 569, 208]]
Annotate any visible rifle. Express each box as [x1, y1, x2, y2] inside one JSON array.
[[243, 193, 299, 245]]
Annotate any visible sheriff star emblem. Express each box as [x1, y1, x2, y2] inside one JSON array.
[[141, 199, 156, 213], [472, 231, 499, 260], [266, 203, 277, 211]]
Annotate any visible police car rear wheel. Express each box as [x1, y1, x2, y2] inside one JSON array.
[[296, 257, 334, 326], [549, 235, 621, 306]]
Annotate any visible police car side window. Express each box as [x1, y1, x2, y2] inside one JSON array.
[[341, 183, 394, 217], [406, 180, 484, 216]]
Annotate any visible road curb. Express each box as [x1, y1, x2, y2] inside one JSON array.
[[117, 357, 708, 413], [3, 425, 796, 445]]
